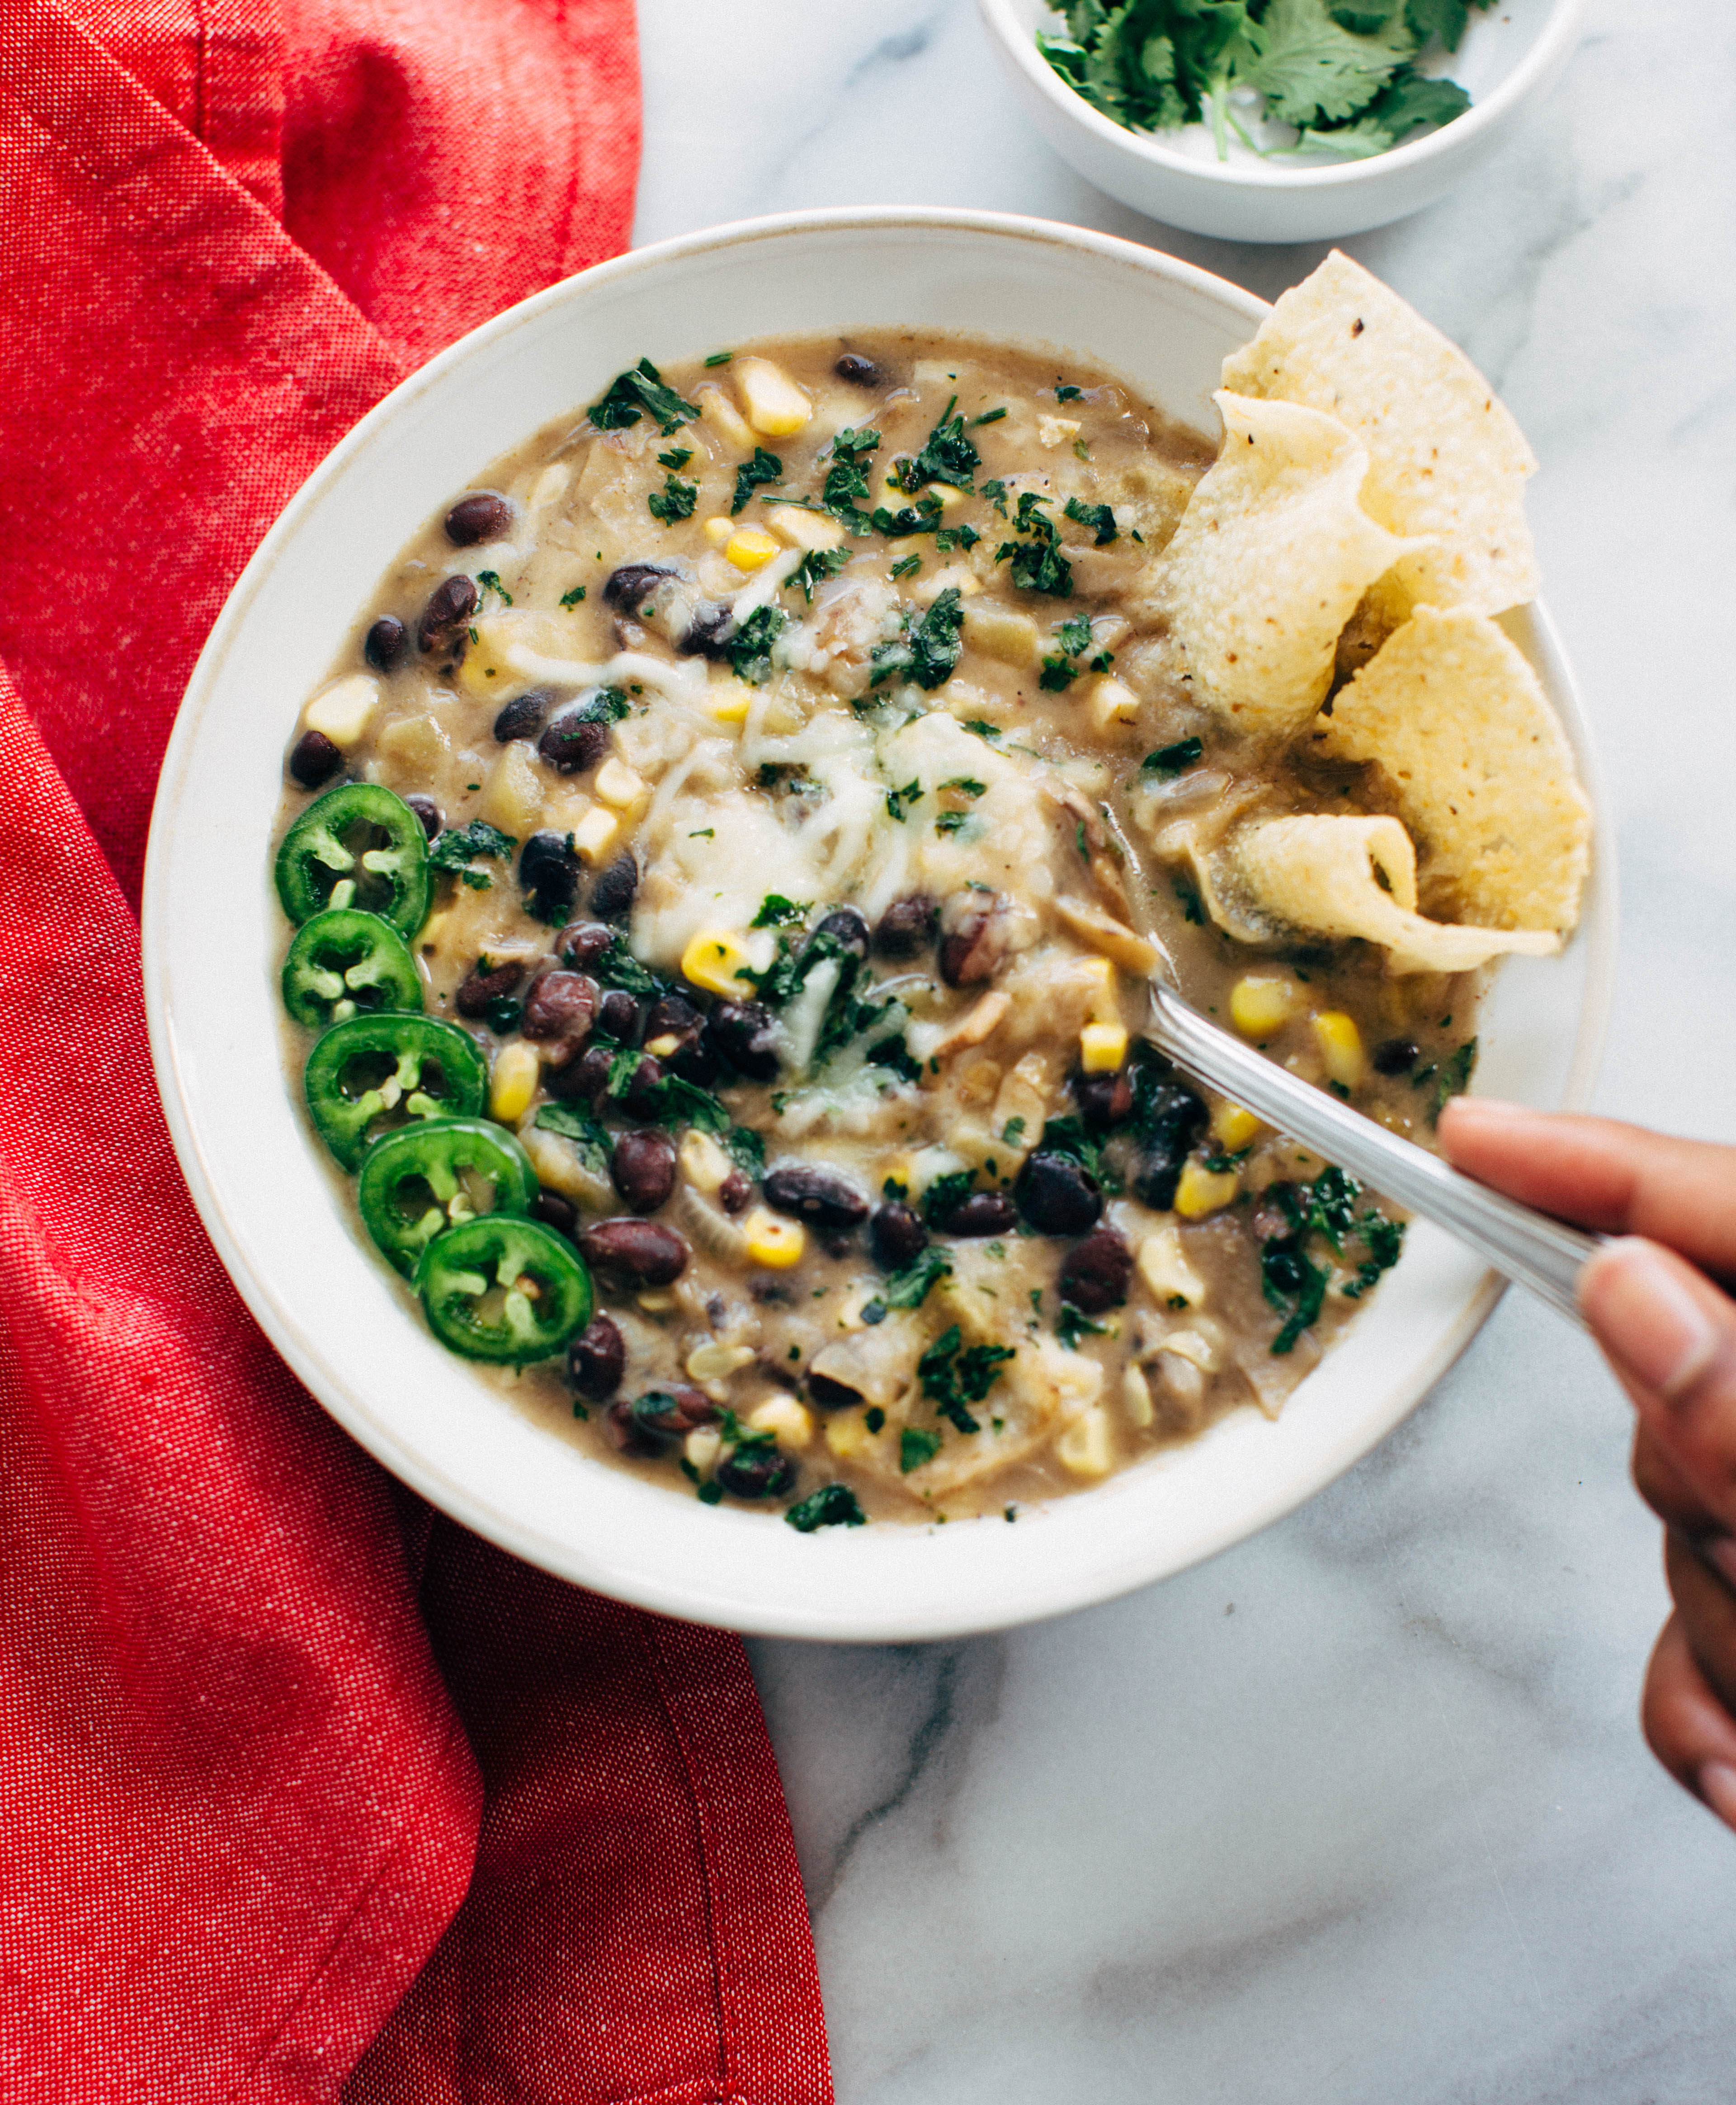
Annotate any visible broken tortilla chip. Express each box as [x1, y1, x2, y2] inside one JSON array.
[[1229, 815, 1561, 977], [1221, 252, 1538, 620], [1160, 391, 1424, 738], [1310, 606, 1592, 935]]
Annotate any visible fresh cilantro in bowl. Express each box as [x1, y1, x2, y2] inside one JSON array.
[[1037, 0, 1494, 161]]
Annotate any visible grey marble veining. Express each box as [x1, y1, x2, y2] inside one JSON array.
[[634, 5, 1736, 2095]]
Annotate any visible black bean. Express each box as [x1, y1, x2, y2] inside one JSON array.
[[642, 996, 716, 1086], [835, 353, 881, 386], [709, 999, 780, 1082], [579, 1217, 689, 1286], [1123, 1079, 1208, 1210], [405, 793, 442, 839], [455, 958, 524, 1019], [557, 919, 615, 968], [493, 688, 549, 742], [590, 854, 639, 922], [871, 1202, 927, 1271], [288, 729, 343, 789], [1016, 1150, 1104, 1236], [627, 1385, 718, 1441], [718, 1168, 753, 1215], [806, 1372, 862, 1411], [569, 1313, 625, 1399], [603, 560, 683, 610], [519, 830, 581, 922], [417, 573, 478, 654], [945, 1191, 1019, 1238], [619, 1054, 666, 1123], [364, 615, 410, 673], [533, 1188, 578, 1241], [810, 907, 870, 963], [679, 601, 737, 658], [873, 894, 938, 958], [611, 1128, 677, 1213], [716, 1443, 798, 1500], [538, 713, 609, 774], [1373, 1036, 1420, 1077], [764, 1163, 869, 1231], [445, 492, 513, 546], [1074, 1065, 1135, 1131], [602, 1399, 662, 1458], [546, 1043, 613, 1104], [939, 893, 1007, 987], [1059, 1227, 1133, 1315], [597, 988, 641, 1042], [521, 969, 598, 1064]]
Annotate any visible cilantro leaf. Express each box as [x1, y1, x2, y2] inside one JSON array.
[[919, 1325, 1015, 1435], [900, 1427, 942, 1474], [1056, 1302, 1110, 1350], [784, 1483, 867, 1532], [1141, 736, 1204, 776], [1237, 0, 1414, 127], [657, 447, 693, 470], [1404, 0, 1493, 52], [885, 778, 923, 822], [647, 472, 697, 523], [868, 587, 964, 692], [428, 820, 515, 887], [793, 546, 849, 600], [587, 358, 699, 436], [870, 495, 945, 538], [823, 426, 880, 526], [731, 447, 783, 516], [995, 493, 1073, 597], [751, 894, 807, 928], [1063, 496, 1118, 546], [883, 1248, 952, 1310], [534, 1101, 612, 1175], [726, 604, 788, 685], [893, 397, 981, 493]]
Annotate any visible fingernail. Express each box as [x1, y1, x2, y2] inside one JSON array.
[[1698, 1761, 1736, 1830], [1581, 1240, 1718, 1399]]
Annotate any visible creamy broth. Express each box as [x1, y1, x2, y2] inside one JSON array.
[[273, 331, 1480, 1527]]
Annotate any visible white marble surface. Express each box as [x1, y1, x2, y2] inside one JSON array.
[[634, 7, 1736, 2096]]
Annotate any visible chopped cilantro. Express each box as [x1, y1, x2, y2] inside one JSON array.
[[704, 349, 734, 366], [1063, 495, 1118, 546], [1054, 382, 1083, 401], [726, 604, 788, 684], [935, 812, 968, 835], [919, 1325, 1014, 1436], [647, 472, 698, 523], [1174, 878, 1205, 926], [657, 447, 693, 470], [1259, 1163, 1405, 1349], [725, 1125, 766, 1177], [591, 936, 670, 1000], [885, 779, 923, 822], [731, 447, 783, 516], [1142, 736, 1204, 777], [942, 777, 986, 797], [934, 523, 981, 553], [1055, 1302, 1109, 1350], [868, 586, 964, 692], [572, 685, 631, 723], [822, 426, 880, 528], [922, 1170, 977, 1228], [883, 1247, 952, 1310], [784, 1483, 867, 1532], [428, 820, 515, 888], [476, 570, 512, 605], [870, 495, 944, 538], [1430, 1039, 1477, 1121], [962, 719, 1003, 741], [534, 1100, 612, 1173], [971, 407, 1008, 427], [995, 492, 1073, 596], [865, 1406, 887, 1434], [1001, 1115, 1027, 1146], [900, 1427, 942, 1474], [587, 357, 698, 436], [793, 546, 849, 601], [893, 397, 981, 493], [980, 478, 1010, 517], [751, 893, 807, 928], [891, 553, 922, 582], [559, 585, 587, 607]]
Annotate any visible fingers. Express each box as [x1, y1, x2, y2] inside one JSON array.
[[1438, 1100, 1736, 1281], [1582, 1238, 1736, 1534], [1642, 1615, 1736, 1831]]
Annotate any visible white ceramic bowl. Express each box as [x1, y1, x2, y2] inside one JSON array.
[[143, 209, 1612, 1642], [978, 0, 1587, 243]]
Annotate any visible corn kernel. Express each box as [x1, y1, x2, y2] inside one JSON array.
[[1137, 1224, 1206, 1306], [698, 386, 754, 449], [743, 1208, 805, 1269], [1076, 955, 1118, 1025], [1230, 972, 1303, 1040], [680, 928, 755, 998], [684, 1426, 722, 1475], [489, 1041, 540, 1124], [1056, 1406, 1113, 1478], [764, 504, 845, 551], [1311, 1010, 1367, 1090], [636, 1289, 678, 1312], [1080, 1021, 1127, 1074], [679, 1128, 731, 1194], [735, 357, 811, 437], [1122, 1363, 1155, 1429], [1174, 1158, 1240, 1219], [925, 482, 967, 512], [1086, 675, 1142, 730], [748, 1395, 814, 1451], [686, 1341, 756, 1385], [724, 526, 780, 571], [703, 515, 735, 547], [1211, 1101, 1263, 1150], [594, 757, 645, 809], [826, 1413, 874, 1460], [304, 674, 379, 749], [703, 678, 754, 725], [569, 805, 619, 865]]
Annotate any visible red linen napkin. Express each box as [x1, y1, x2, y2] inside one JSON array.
[[0, 6, 832, 2100]]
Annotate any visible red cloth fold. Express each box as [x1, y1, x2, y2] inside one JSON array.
[[0, 6, 830, 2098]]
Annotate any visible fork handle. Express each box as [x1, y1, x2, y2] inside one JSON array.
[[1146, 984, 1606, 1327]]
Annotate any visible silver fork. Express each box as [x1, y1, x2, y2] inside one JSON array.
[[1145, 980, 1606, 1327]]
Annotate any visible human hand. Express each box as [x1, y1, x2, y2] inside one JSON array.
[[1439, 1097, 1736, 1830]]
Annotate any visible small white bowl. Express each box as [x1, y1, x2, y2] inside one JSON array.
[[143, 209, 1612, 1641], [978, 0, 1587, 243]]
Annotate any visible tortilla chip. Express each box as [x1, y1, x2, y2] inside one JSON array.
[[1222, 252, 1538, 619], [1309, 606, 1591, 933], [1230, 815, 1560, 976], [1161, 391, 1423, 738]]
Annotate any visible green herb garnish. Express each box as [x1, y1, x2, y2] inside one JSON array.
[[900, 1427, 942, 1474], [918, 1325, 1015, 1435], [1063, 496, 1118, 546], [883, 1247, 953, 1310], [784, 1483, 867, 1532], [995, 492, 1072, 597], [587, 357, 698, 436], [731, 446, 783, 515], [647, 472, 697, 523], [868, 586, 964, 691], [1142, 736, 1204, 777]]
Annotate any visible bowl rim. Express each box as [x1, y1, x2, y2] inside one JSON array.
[[143, 206, 1615, 1639], [977, 0, 1590, 193]]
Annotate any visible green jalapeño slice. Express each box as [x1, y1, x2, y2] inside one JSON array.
[[358, 1116, 538, 1277], [282, 908, 422, 1028], [303, 1014, 488, 1170], [417, 1216, 593, 1364], [275, 782, 431, 935]]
